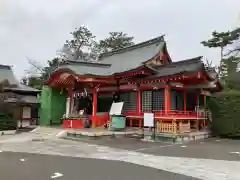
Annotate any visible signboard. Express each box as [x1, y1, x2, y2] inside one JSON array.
[[65, 97, 70, 117], [109, 102, 124, 115], [22, 107, 31, 119], [143, 113, 154, 127]]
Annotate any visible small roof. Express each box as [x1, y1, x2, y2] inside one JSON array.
[[5, 84, 41, 93], [53, 36, 166, 76], [0, 65, 19, 85], [0, 64, 40, 93], [150, 56, 204, 78], [4, 95, 39, 104]]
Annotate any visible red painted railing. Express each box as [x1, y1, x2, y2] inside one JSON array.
[[123, 110, 204, 118], [62, 110, 206, 129]]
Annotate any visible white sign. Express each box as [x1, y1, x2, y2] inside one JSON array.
[[109, 102, 124, 115], [65, 97, 70, 118], [143, 113, 154, 127], [22, 107, 31, 119]]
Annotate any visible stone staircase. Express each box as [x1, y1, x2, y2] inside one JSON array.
[[31, 126, 67, 138]]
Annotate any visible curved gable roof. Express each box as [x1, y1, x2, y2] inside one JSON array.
[[53, 35, 166, 76]]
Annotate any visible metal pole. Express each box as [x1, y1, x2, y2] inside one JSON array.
[[152, 91, 156, 141], [153, 113, 156, 140]]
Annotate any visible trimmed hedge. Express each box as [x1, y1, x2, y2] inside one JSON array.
[[0, 113, 17, 131], [208, 90, 240, 137]]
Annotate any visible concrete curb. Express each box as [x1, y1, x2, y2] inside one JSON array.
[[0, 130, 16, 135], [66, 130, 139, 139]]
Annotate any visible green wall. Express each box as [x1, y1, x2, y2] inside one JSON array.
[[39, 86, 67, 125], [51, 88, 67, 124]]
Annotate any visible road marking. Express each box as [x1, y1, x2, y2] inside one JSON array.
[[216, 139, 221, 142], [20, 159, 25, 162], [181, 145, 187, 148], [56, 130, 67, 137], [30, 127, 39, 132], [230, 152, 240, 154], [51, 172, 63, 179], [0, 150, 2, 152], [134, 143, 179, 152]]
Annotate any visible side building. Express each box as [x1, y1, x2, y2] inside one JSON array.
[[0, 64, 40, 130]]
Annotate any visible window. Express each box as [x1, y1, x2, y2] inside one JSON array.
[[152, 89, 164, 110], [119, 92, 137, 112], [97, 94, 113, 112], [186, 91, 196, 111], [141, 91, 152, 112], [141, 90, 165, 112], [172, 90, 184, 110]]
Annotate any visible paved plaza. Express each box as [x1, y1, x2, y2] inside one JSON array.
[[69, 136, 240, 161], [0, 132, 240, 180], [0, 151, 198, 180]]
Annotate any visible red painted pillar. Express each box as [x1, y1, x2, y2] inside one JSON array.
[[164, 86, 171, 114], [92, 87, 98, 128], [184, 90, 187, 113], [136, 86, 142, 127], [136, 86, 142, 114], [68, 88, 73, 115], [195, 92, 199, 131]]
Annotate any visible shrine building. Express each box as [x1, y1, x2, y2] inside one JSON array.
[[39, 35, 221, 135]]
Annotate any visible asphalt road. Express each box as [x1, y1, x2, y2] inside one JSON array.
[[0, 152, 199, 180], [69, 137, 240, 161]]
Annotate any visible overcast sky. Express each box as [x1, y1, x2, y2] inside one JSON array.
[[1, 0, 240, 79]]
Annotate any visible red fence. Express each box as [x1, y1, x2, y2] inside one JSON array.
[[123, 110, 203, 118]]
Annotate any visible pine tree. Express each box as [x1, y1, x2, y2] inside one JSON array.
[[94, 32, 134, 53], [201, 31, 238, 60]]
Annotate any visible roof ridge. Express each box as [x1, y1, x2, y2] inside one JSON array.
[[99, 35, 165, 58], [0, 64, 12, 70], [62, 60, 111, 67], [162, 56, 202, 67]]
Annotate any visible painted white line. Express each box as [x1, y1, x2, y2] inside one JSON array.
[[20, 159, 25, 162], [216, 139, 221, 142], [134, 144, 179, 152], [181, 145, 187, 148], [230, 152, 240, 154], [56, 130, 67, 137], [51, 172, 63, 179], [30, 127, 39, 132], [0, 150, 2, 152]]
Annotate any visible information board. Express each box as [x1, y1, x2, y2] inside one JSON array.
[[109, 102, 124, 115], [143, 113, 154, 127], [22, 107, 31, 119]]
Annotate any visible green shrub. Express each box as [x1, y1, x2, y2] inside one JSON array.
[[208, 90, 240, 137]]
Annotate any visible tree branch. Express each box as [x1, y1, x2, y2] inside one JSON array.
[[26, 57, 44, 73], [224, 47, 240, 56]]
